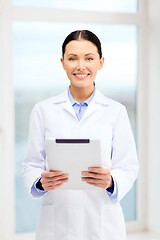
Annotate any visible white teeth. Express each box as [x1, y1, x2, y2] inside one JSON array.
[[74, 74, 89, 78]]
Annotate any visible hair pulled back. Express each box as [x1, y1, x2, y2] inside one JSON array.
[[62, 30, 102, 59]]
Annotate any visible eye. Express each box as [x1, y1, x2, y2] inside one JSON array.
[[86, 57, 93, 61], [69, 57, 76, 61]]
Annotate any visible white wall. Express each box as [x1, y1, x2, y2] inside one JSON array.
[[148, 0, 160, 234]]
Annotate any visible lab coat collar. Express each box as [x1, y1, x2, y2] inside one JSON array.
[[51, 88, 110, 106], [51, 89, 76, 118], [51, 88, 110, 123], [94, 88, 110, 106]]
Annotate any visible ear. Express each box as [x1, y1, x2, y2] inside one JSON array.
[[60, 58, 65, 70], [98, 57, 104, 70]]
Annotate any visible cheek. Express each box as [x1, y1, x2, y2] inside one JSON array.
[[87, 61, 100, 71], [89, 65, 99, 75], [64, 63, 75, 73]]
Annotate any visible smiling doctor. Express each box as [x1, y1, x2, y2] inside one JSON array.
[[23, 30, 139, 240]]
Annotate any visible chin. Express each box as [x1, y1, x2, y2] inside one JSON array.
[[71, 81, 94, 89]]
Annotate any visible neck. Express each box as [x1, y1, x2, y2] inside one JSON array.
[[70, 85, 94, 102]]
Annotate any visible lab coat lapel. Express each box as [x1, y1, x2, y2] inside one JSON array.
[[54, 88, 109, 123], [80, 88, 110, 123], [61, 89, 98, 123], [80, 100, 98, 123], [52, 90, 77, 120], [63, 97, 77, 120]]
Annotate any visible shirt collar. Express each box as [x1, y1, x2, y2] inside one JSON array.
[[68, 87, 95, 106], [51, 88, 110, 107]]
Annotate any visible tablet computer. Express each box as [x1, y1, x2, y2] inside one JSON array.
[[45, 139, 101, 190]]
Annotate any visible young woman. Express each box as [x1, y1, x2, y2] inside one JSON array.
[[23, 30, 139, 240]]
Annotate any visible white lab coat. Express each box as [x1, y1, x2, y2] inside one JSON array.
[[23, 88, 139, 240]]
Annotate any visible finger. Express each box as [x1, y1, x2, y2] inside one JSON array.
[[47, 173, 69, 182], [82, 178, 107, 188], [42, 175, 68, 185], [88, 180, 112, 189], [52, 179, 69, 190], [43, 178, 68, 191], [45, 182, 64, 191], [50, 170, 63, 175], [42, 173, 69, 186], [48, 170, 63, 177], [82, 177, 104, 184], [41, 170, 63, 178], [48, 178, 68, 187], [88, 167, 110, 174], [82, 177, 111, 188], [86, 182, 106, 189], [82, 171, 107, 180]]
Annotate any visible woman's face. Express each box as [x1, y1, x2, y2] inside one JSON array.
[[61, 40, 104, 89]]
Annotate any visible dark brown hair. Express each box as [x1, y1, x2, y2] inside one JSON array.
[[62, 30, 102, 58]]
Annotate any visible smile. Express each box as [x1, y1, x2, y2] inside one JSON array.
[[73, 73, 90, 80]]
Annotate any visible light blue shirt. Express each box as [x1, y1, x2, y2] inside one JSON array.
[[31, 87, 117, 199], [68, 87, 95, 121]]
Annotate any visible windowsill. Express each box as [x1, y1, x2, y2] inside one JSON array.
[[127, 231, 160, 240]]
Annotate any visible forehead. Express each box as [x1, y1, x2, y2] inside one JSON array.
[[65, 40, 98, 55]]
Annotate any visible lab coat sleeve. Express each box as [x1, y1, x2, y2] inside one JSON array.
[[22, 104, 47, 198], [106, 175, 118, 200], [110, 106, 139, 202]]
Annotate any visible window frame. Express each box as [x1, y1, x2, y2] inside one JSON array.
[[0, 0, 148, 238]]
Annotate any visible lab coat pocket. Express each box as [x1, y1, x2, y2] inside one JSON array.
[[36, 204, 55, 240], [101, 203, 126, 240]]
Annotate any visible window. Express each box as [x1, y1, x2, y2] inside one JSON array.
[[14, 21, 137, 233], [13, 0, 138, 13], [0, 0, 150, 238]]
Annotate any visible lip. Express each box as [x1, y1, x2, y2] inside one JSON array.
[[73, 73, 90, 80]]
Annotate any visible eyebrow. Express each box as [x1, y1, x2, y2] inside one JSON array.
[[67, 53, 96, 56]]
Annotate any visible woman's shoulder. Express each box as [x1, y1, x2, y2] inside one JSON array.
[[33, 90, 68, 109], [95, 88, 126, 111]]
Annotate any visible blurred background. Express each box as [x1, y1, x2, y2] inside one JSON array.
[[0, 0, 160, 239]]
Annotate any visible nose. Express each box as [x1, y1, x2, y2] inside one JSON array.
[[76, 60, 86, 71]]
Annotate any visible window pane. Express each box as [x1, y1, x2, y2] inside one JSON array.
[[13, 21, 138, 233], [13, 0, 138, 13]]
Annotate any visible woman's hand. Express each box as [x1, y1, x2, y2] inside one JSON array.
[[40, 170, 69, 191], [81, 167, 113, 189]]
